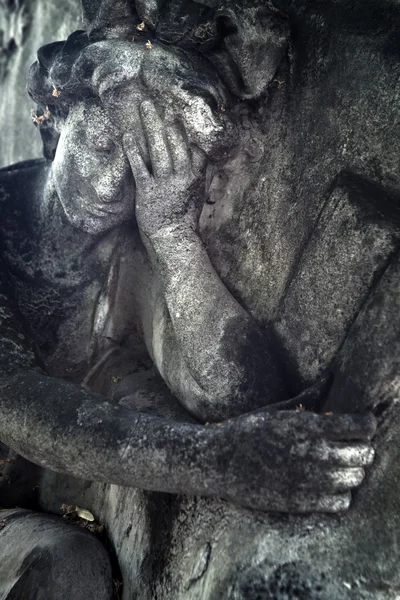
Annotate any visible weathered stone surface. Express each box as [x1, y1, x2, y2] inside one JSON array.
[[275, 177, 400, 389], [0, 508, 112, 600], [326, 250, 400, 414], [0, 1, 399, 599], [38, 417, 400, 600]]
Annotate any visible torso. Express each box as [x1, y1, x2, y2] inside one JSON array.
[[0, 159, 154, 391]]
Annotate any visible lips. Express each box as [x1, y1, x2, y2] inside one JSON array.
[[87, 204, 123, 217]]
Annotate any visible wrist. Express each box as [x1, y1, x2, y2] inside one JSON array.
[[162, 420, 231, 500], [139, 216, 198, 241], [140, 220, 201, 264], [187, 421, 233, 499]]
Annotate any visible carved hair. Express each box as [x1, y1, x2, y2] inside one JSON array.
[[27, 30, 99, 158], [27, 23, 139, 153], [27, 23, 234, 161]]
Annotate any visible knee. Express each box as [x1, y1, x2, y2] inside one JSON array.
[[186, 359, 288, 423], [0, 510, 113, 600]]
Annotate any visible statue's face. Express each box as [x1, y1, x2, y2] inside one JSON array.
[[52, 102, 134, 235], [149, 0, 290, 99]]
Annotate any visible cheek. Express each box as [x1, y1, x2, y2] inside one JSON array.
[[53, 137, 87, 199], [52, 149, 75, 202]]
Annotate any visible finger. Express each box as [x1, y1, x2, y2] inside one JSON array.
[[325, 467, 365, 492], [285, 491, 351, 513], [123, 133, 150, 185], [124, 103, 151, 168], [310, 493, 352, 513], [140, 101, 172, 178], [318, 413, 377, 441], [166, 126, 190, 174], [314, 441, 375, 467], [296, 464, 365, 493]]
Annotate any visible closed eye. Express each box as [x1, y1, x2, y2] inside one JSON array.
[[86, 132, 117, 155], [93, 136, 116, 155]]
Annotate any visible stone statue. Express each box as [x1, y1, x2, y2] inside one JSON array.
[[0, 0, 398, 598]]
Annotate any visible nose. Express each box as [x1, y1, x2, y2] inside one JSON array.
[[213, 3, 290, 98]]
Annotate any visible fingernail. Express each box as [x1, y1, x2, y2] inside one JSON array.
[[140, 100, 153, 114], [124, 133, 135, 146]]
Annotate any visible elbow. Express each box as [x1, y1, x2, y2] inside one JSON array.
[[196, 318, 288, 421], [187, 360, 288, 423]]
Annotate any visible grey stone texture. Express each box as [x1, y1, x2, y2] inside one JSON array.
[[0, 0, 399, 598]]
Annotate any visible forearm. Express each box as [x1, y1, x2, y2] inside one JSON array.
[[0, 368, 376, 515], [0, 367, 228, 497], [145, 222, 287, 412], [147, 224, 255, 378]]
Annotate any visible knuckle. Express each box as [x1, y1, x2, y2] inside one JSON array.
[[331, 492, 352, 512]]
